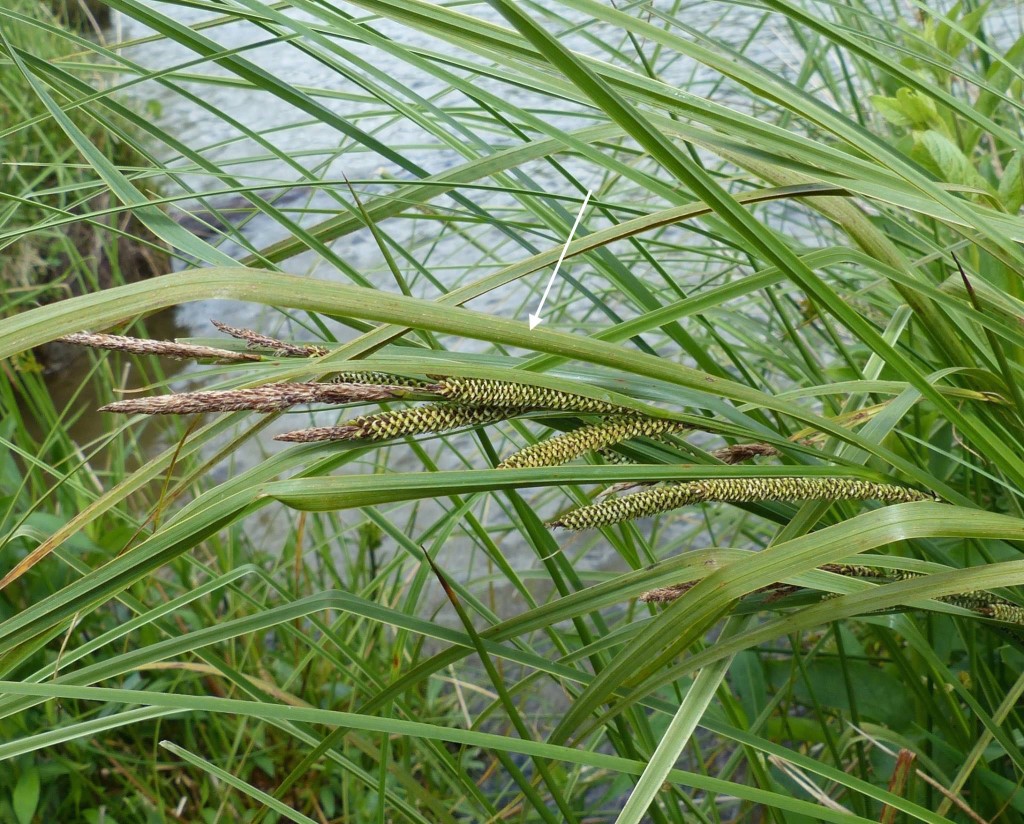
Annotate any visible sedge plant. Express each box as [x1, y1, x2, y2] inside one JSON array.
[[1, 0, 1024, 821]]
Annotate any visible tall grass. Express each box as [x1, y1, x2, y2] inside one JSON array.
[[0, 0, 166, 304], [2, 0, 1024, 821]]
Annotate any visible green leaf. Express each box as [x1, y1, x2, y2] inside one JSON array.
[[0, 681, 886, 824], [160, 742, 319, 824], [998, 152, 1024, 213], [895, 87, 939, 127], [763, 658, 913, 729], [0, 29, 237, 269], [932, 3, 961, 54], [83, 811, 121, 824], [939, 2, 990, 60], [12, 767, 39, 824], [614, 617, 745, 824], [914, 130, 993, 192], [871, 94, 914, 127], [872, 88, 938, 130]]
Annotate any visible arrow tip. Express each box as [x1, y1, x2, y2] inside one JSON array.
[[528, 313, 543, 330]]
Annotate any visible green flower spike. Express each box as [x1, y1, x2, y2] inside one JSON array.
[[499, 416, 690, 469], [980, 603, 1024, 625], [641, 564, 1023, 628], [276, 403, 509, 442], [329, 371, 434, 389], [430, 376, 628, 414], [551, 476, 939, 530]]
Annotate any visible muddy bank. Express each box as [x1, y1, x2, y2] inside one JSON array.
[[29, 202, 172, 372], [48, 0, 112, 31], [3, 1, 172, 369]]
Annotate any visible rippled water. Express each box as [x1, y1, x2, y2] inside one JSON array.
[[113, 1, 804, 315]]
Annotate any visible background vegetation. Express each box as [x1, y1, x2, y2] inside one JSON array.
[[1, 0, 1024, 821], [1, 0, 164, 311]]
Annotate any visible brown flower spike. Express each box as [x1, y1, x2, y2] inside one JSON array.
[[212, 320, 329, 357], [60, 332, 260, 363], [101, 382, 408, 415]]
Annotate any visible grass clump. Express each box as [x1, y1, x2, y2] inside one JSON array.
[[2, 0, 1024, 821]]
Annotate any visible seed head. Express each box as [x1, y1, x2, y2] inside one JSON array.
[[101, 382, 405, 415], [60, 332, 260, 363], [499, 416, 690, 469], [551, 477, 939, 530], [430, 377, 628, 414], [596, 441, 783, 499], [816, 566, 1023, 623], [276, 403, 508, 442]]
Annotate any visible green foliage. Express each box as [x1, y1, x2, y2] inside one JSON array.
[[11, 766, 39, 824], [1000, 153, 1024, 213], [872, 88, 941, 130], [912, 129, 994, 194], [1, 0, 1024, 821], [0, 0, 164, 298]]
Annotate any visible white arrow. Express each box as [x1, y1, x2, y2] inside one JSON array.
[[528, 189, 592, 330]]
